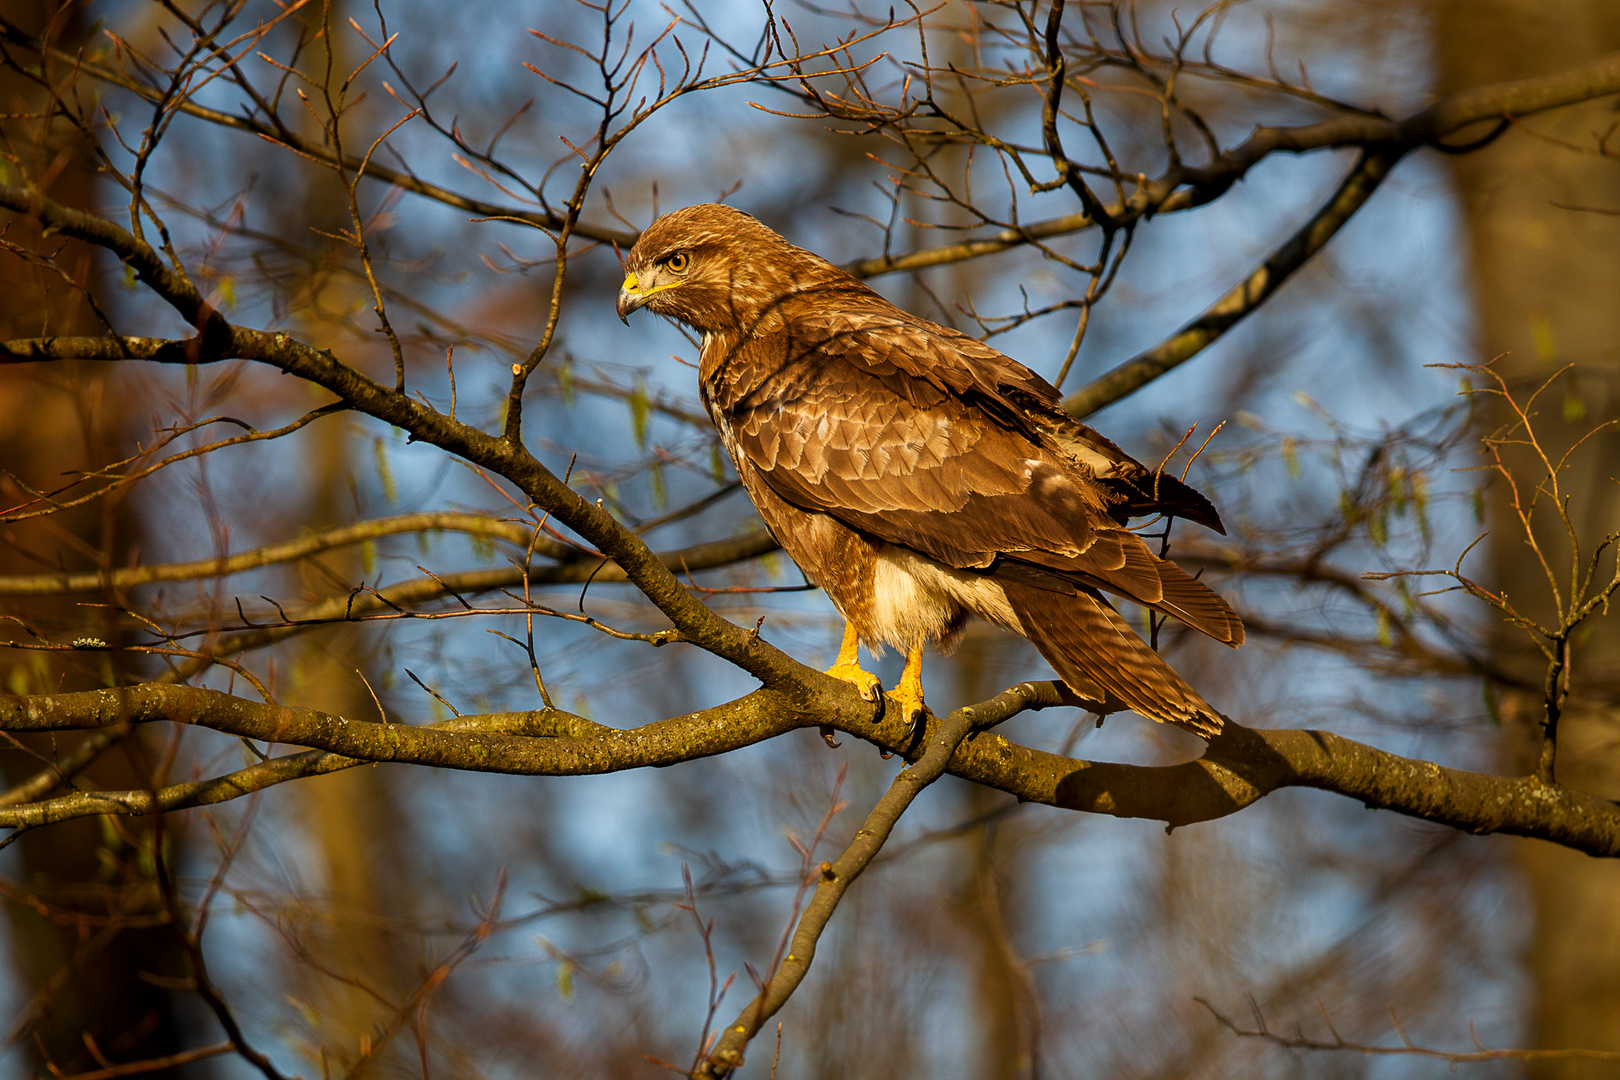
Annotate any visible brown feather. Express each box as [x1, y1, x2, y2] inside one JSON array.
[[1000, 581, 1224, 737]]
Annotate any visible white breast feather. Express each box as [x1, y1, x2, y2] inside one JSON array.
[[867, 546, 1023, 654]]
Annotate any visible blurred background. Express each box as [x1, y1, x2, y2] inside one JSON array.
[[1, 0, 1618, 1076]]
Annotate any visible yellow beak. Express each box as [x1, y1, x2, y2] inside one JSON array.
[[616, 270, 680, 323]]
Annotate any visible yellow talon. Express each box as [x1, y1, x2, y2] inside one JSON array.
[[826, 622, 881, 703], [885, 643, 930, 735]]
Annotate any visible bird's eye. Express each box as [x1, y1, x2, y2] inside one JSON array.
[[665, 251, 691, 274]]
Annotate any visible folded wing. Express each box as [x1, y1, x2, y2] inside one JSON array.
[[718, 314, 1242, 647]]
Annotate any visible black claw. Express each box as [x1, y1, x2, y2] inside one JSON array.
[[903, 707, 929, 753]]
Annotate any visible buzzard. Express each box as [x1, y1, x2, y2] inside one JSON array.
[[616, 204, 1241, 737]]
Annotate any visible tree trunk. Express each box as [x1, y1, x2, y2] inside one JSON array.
[[1433, 2, 1620, 1071], [0, 2, 195, 1074]]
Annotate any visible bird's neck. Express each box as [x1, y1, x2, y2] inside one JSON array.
[[696, 331, 740, 405], [698, 328, 788, 416]]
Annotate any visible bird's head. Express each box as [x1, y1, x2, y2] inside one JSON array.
[[615, 203, 835, 335]]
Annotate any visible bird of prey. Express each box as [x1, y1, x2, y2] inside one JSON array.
[[616, 203, 1242, 737]]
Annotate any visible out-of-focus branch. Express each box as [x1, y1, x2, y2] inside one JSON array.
[[153, 824, 288, 1080], [0, 511, 773, 595], [4, 682, 1618, 858], [1177, 49, 1620, 188], [0, 730, 119, 808], [1057, 52, 1620, 412], [1200, 998, 1620, 1065], [0, 185, 228, 353], [697, 685, 1021, 1077], [1170, 538, 1528, 687], [0, 529, 783, 696], [48, 1042, 235, 1080], [0, 512, 556, 594]]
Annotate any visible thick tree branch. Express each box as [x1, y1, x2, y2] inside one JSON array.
[[4, 683, 1617, 857], [0, 709, 613, 832], [0, 335, 178, 364]]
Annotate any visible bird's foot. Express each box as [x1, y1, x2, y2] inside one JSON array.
[[885, 680, 931, 745], [826, 656, 883, 704]]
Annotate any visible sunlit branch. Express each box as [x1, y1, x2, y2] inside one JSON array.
[[3, 682, 1617, 858], [0, 709, 610, 833]]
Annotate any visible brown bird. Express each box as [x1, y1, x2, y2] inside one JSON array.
[[617, 203, 1242, 736]]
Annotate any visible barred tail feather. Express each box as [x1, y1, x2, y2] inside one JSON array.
[[1153, 558, 1245, 646], [1001, 580, 1224, 737], [1011, 545, 1244, 647]]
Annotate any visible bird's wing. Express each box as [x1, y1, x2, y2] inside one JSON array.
[[713, 312, 1240, 644], [745, 307, 1225, 531], [916, 321, 1227, 533]]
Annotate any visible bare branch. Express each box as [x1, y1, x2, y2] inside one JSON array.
[[4, 683, 1618, 858], [1200, 998, 1620, 1065]]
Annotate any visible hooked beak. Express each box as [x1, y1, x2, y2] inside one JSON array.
[[617, 269, 683, 324], [616, 270, 645, 324]]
